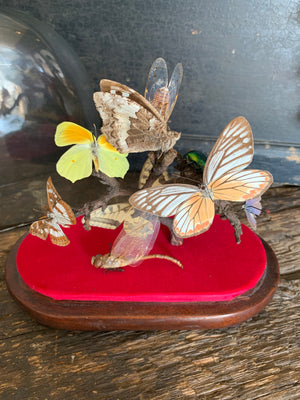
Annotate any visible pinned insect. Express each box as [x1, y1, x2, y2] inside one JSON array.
[[174, 150, 207, 183], [184, 150, 207, 172], [93, 58, 182, 155], [130, 116, 273, 239], [29, 177, 76, 246], [91, 210, 183, 270]]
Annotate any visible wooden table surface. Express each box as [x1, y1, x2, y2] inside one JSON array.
[[1, 178, 299, 400]]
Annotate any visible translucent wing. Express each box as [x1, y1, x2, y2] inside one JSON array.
[[145, 58, 183, 121], [145, 58, 168, 101], [110, 212, 160, 266], [203, 116, 254, 185], [164, 62, 183, 121]]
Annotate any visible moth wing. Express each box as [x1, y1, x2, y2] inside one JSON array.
[[87, 203, 132, 229], [173, 193, 215, 238], [29, 219, 49, 240], [99, 79, 164, 122], [56, 143, 93, 183], [165, 62, 183, 122], [48, 221, 70, 246], [94, 90, 171, 153], [96, 135, 129, 178], [129, 184, 200, 218], [55, 122, 94, 146], [144, 58, 168, 104], [204, 117, 254, 185], [210, 170, 273, 202], [95, 79, 181, 153]]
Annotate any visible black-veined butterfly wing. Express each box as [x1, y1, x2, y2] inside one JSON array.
[[203, 116, 254, 185], [208, 169, 273, 202], [129, 184, 214, 238]]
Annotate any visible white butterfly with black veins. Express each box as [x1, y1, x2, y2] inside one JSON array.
[[93, 58, 183, 154], [130, 117, 273, 238], [30, 177, 76, 246]]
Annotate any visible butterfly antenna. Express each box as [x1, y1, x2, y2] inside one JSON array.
[[93, 123, 99, 139]]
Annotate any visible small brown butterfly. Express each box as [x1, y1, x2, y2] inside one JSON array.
[[93, 58, 183, 154], [30, 177, 76, 246]]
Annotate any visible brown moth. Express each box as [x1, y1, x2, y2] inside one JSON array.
[[93, 79, 181, 154], [30, 177, 76, 246]]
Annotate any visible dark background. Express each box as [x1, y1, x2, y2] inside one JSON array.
[[1, 0, 299, 183]]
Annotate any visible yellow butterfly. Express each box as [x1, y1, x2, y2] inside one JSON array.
[[55, 122, 129, 183]]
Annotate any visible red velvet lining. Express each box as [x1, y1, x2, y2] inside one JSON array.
[[16, 215, 266, 302]]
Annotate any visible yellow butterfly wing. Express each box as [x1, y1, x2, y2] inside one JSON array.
[[96, 135, 129, 178], [56, 143, 93, 183], [55, 122, 94, 146]]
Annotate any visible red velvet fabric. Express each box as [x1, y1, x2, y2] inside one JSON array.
[[17, 215, 266, 302]]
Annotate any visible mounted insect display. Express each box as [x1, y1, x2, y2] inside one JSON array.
[[6, 58, 279, 331]]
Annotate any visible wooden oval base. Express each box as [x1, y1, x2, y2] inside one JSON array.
[[6, 235, 279, 330]]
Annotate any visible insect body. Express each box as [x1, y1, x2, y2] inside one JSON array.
[[184, 150, 207, 171], [144, 57, 183, 122]]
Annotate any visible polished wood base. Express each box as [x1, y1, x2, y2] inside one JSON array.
[[6, 235, 279, 330]]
